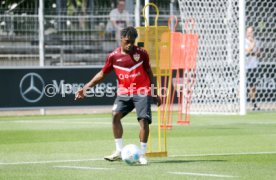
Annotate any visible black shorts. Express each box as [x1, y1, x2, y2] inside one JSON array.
[[112, 95, 152, 124], [246, 67, 259, 87]]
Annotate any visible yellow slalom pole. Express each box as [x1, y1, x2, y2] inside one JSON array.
[[137, 3, 169, 157], [143, 2, 162, 153], [142, 3, 159, 27]]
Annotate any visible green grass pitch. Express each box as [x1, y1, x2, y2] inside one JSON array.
[[0, 112, 275, 179]]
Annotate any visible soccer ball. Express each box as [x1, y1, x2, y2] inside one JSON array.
[[121, 144, 141, 165]]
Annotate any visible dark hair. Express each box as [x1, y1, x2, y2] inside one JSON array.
[[120, 26, 138, 39]]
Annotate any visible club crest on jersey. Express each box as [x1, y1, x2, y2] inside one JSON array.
[[133, 53, 140, 61]]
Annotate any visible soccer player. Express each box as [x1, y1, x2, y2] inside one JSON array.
[[75, 26, 161, 165], [245, 26, 261, 111]]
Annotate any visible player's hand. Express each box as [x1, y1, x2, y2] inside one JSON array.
[[153, 95, 162, 107], [75, 88, 85, 100]]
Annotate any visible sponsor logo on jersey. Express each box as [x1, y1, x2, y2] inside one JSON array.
[[133, 53, 140, 61]]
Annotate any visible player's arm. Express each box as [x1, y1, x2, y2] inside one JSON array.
[[245, 40, 254, 55], [246, 40, 261, 58], [111, 20, 119, 30], [245, 46, 253, 55], [75, 70, 107, 100], [146, 68, 162, 107], [255, 41, 261, 58], [142, 49, 162, 106]]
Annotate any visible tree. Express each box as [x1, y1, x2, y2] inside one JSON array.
[[2, 0, 56, 14]]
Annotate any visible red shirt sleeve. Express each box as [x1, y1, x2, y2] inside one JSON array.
[[142, 50, 151, 71], [102, 54, 113, 74]]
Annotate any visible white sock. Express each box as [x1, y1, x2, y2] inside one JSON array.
[[140, 142, 147, 155], [115, 138, 123, 152]]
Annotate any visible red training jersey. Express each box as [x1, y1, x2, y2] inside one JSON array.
[[102, 46, 151, 95]]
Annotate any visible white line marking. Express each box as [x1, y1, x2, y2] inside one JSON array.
[[0, 118, 111, 122], [0, 120, 138, 126], [168, 172, 237, 178], [0, 158, 103, 165], [248, 122, 276, 125], [54, 165, 113, 170], [170, 151, 276, 157], [1, 151, 275, 166], [113, 61, 143, 72]]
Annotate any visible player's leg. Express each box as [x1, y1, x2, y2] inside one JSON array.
[[104, 96, 134, 161], [112, 111, 124, 158], [133, 95, 152, 164], [248, 68, 260, 111], [138, 119, 149, 165], [112, 111, 124, 139], [139, 119, 149, 144]]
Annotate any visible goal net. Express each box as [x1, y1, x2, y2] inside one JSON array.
[[178, 0, 241, 114], [178, 0, 276, 114]]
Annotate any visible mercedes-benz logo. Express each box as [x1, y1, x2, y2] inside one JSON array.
[[19, 72, 45, 103]]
